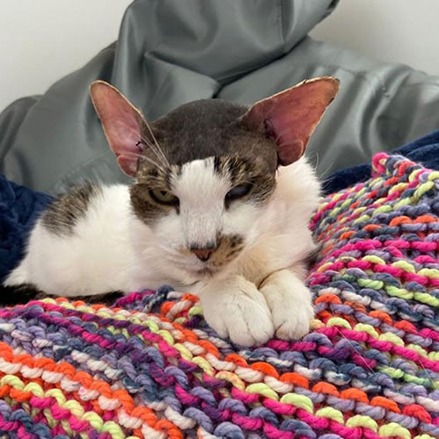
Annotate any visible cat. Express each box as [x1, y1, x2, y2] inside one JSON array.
[[3, 77, 339, 346]]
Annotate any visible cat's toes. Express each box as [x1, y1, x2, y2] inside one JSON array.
[[261, 282, 314, 340], [217, 318, 273, 347], [227, 300, 275, 346], [201, 280, 274, 347], [274, 299, 314, 340]]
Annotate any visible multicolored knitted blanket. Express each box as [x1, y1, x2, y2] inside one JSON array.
[[0, 153, 438, 439]]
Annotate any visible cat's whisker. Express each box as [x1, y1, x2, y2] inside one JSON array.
[[334, 327, 376, 374], [119, 120, 168, 171], [140, 155, 166, 172], [123, 150, 165, 173], [139, 135, 168, 169], [310, 152, 321, 175], [115, 125, 166, 172], [273, 130, 337, 182], [140, 136, 167, 165], [314, 155, 337, 181], [142, 119, 170, 168], [415, 357, 437, 390]]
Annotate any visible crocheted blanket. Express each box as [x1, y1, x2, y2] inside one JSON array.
[[0, 153, 438, 439]]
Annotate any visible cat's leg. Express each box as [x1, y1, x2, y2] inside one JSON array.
[[259, 267, 314, 340], [197, 275, 275, 346]]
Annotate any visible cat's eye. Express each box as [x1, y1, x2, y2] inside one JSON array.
[[149, 188, 179, 206], [225, 183, 252, 202]]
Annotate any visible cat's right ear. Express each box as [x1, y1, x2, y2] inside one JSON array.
[[239, 77, 339, 167], [90, 80, 145, 176]]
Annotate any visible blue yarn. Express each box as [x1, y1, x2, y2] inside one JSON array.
[[323, 128, 439, 194], [0, 175, 52, 282], [213, 421, 245, 439]]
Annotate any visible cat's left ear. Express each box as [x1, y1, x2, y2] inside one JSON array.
[[240, 77, 339, 166], [90, 80, 146, 176]]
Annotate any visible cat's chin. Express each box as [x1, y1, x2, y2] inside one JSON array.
[[188, 266, 218, 278], [166, 259, 221, 284]]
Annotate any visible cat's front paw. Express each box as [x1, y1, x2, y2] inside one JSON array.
[[200, 277, 275, 347], [260, 275, 314, 340], [274, 295, 314, 340]]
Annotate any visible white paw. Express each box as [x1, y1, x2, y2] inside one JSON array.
[[200, 277, 275, 347], [260, 280, 314, 340]]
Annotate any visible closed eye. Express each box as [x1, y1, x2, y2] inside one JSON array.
[[225, 183, 252, 203]]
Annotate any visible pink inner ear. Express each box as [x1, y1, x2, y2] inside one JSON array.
[[242, 77, 339, 166], [90, 81, 144, 176]]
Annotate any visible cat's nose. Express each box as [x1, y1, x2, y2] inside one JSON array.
[[190, 244, 216, 262]]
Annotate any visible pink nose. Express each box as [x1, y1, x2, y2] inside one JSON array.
[[191, 248, 214, 262]]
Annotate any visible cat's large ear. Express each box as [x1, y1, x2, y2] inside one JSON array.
[[240, 77, 339, 166], [90, 80, 145, 176]]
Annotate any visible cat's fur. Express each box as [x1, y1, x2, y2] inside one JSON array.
[[3, 78, 339, 346]]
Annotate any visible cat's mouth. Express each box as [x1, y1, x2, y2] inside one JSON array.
[[169, 255, 221, 278], [188, 249, 242, 277]]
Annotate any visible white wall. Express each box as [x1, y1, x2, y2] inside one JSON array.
[[0, 0, 132, 111], [1, 0, 439, 112], [310, 0, 439, 77]]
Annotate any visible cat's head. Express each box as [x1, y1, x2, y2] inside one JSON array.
[[90, 78, 338, 277]]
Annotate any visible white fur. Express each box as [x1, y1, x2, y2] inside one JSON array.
[[5, 157, 320, 346]]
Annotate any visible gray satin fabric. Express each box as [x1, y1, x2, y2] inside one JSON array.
[[220, 37, 439, 176], [2, 0, 439, 193]]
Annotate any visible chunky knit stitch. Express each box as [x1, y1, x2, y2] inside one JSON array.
[[0, 153, 437, 438]]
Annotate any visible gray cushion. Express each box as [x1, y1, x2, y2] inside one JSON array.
[[4, 0, 439, 193]]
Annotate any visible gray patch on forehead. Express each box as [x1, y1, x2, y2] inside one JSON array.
[[42, 182, 103, 235], [142, 99, 277, 172]]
